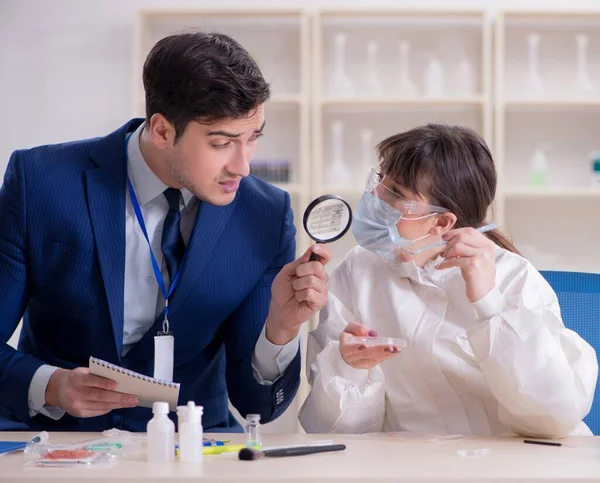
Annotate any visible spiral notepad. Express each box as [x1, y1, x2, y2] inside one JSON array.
[[89, 357, 179, 411]]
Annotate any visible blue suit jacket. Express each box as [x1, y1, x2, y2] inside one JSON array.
[[0, 119, 300, 431]]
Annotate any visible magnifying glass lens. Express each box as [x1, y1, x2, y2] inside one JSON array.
[[302, 195, 353, 261]]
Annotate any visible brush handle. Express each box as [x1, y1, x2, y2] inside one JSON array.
[[523, 439, 562, 447], [264, 444, 346, 457]]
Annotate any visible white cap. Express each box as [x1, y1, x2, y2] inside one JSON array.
[[186, 402, 197, 423], [152, 402, 169, 414], [246, 413, 261, 423], [185, 401, 204, 423]]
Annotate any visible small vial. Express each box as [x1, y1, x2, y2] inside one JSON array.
[[245, 414, 262, 449]]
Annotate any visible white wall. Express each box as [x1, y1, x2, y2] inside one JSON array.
[[3, 0, 600, 432]]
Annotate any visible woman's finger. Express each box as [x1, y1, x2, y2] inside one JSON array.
[[442, 242, 479, 260]]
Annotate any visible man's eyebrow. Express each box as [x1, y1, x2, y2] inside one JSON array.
[[208, 120, 266, 138], [207, 129, 241, 138]]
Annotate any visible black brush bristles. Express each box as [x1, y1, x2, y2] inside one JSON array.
[[238, 448, 264, 461]]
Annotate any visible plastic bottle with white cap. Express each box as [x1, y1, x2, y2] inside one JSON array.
[[147, 401, 175, 462], [179, 401, 203, 462]]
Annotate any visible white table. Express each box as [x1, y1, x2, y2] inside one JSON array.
[[1, 432, 600, 482]]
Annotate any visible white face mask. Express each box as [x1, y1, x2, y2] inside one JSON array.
[[352, 190, 438, 264]]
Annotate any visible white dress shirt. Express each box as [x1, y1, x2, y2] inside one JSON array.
[[27, 122, 299, 419], [299, 245, 598, 438]]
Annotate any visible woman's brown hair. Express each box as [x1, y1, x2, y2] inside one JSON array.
[[377, 123, 520, 255]]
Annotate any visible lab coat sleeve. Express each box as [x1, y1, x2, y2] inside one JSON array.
[[299, 258, 386, 434], [467, 260, 598, 438]]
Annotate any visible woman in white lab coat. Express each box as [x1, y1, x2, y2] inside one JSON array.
[[299, 124, 598, 438]]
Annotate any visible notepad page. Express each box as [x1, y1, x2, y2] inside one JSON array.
[[88, 357, 180, 411]]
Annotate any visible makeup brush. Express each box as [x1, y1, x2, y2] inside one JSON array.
[[239, 443, 346, 460]]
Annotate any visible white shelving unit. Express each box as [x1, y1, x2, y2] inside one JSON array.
[[133, 8, 312, 434], [495, 10, 600, 272], [321, 96, 486, 107], [312, 8, 492, 279]]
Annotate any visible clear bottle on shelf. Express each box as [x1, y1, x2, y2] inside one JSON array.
[[529, 145, 549, 188], [366, 40, 383, 96], [575, 34, 595, 94], [424, 57, 444, 97], [325, 120, 352, 186], [397, 41, 417, 97], [526, 33, 544, 95], [329, 32, 355, 97], [455, 56, 475, 96], [358, 128, 374, 189]]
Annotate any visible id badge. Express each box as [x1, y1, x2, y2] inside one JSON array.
[[154, 333, 174, 382]]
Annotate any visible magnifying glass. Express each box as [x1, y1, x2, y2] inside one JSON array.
[[303, 195, 353, 262]]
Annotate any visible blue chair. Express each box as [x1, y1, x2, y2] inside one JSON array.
[[540, 271, 600, 435]]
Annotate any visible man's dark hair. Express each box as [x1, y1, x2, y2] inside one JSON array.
[[143, 31, 271, 140]]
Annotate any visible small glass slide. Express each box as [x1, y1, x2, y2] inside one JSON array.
[[347, 335, 407, 349]]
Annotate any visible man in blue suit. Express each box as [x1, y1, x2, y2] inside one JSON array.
[[0, 32, 331, 431]]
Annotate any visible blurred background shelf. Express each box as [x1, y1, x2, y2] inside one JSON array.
[[504, 98, 600, 107], [495, 9, 600, 276], [320, 96, 486, 107], [504, 187, 600, 198]]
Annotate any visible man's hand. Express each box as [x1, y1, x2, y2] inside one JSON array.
[[46, 368, 139, 418], [265, 244, 332, 345]]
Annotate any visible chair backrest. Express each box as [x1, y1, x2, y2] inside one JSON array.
[[540, 270, 600, 435]]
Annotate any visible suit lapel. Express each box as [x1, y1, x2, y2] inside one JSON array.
[[86, 119, 143, 360]]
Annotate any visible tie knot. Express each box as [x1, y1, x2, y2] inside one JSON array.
[[163, 188, 182, 213]]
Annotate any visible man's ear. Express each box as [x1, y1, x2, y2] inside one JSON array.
[[148, 113, 176, 149], [428, 213, 457, 236]]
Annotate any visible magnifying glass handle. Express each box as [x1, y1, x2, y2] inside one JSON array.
[[309, 252, 320, 262]]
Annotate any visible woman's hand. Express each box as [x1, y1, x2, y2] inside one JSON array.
[[339, 322, 401, 370], [436, 227, 496, 302]]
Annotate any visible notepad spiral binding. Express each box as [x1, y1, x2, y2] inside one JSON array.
[[90, 357, 178, 388]]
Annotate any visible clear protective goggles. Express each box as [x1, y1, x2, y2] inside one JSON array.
[[366, 167, 449, 219]]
